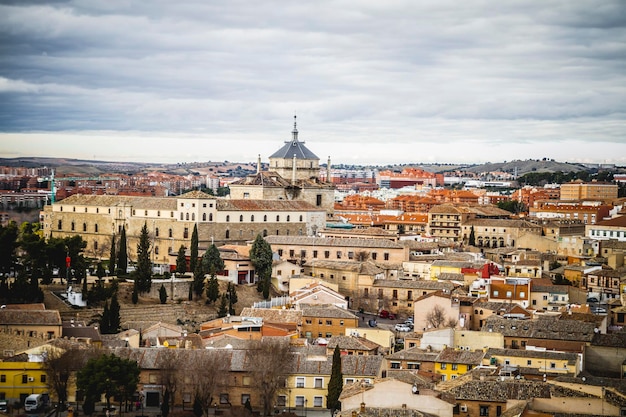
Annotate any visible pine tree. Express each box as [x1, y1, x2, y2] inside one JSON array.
[[217, 293, 228, 317], [327, 345, 343, 414], [175, 245, 187, 277], [135, 222, 152, 293], [201, 244, 224, 276], [109, 294, 121, 333], [189, 224, 199, 274], [117, 226, 128, 276], [250, 234, 273, 299], [206, 275, 219, 304], [109, 234, 116, 275], [159, 284, 168, 304]]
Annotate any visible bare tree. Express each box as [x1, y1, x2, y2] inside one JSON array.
[[247, 338, 292, 416], [157, 350, 181, 409], [185, 350, 229, 417], [425, 305, 447, 329], [446, 317, 459, 328], [355, 251, 369, 261], [41, 340, 97, 416]]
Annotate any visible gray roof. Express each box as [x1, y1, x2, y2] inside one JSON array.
[[484, 348, 578, 364], [0, 309, 61, 325], [373, 280, 456, 290], [268, 126, 319, 160], [386, 347, 439, 362]]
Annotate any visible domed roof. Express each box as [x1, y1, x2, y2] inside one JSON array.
[[269, 116, 319, 160]]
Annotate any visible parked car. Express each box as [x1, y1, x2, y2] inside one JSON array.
[[586, 297, 599, 303], [404, 320, 414, 329], [368, 319, 378, 327], [394, 323, 411, 332], [379, 310, 396, 320], [591, 307, 607, 314]]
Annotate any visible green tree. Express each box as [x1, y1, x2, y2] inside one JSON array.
[[131, 282, 138, 305], [0, 221, 18, 275], [202, 244, 224, 276], [250, 234, 273, 299], [468, 225, 476, 246], [77, 353, 140, 411], [227, 282, 238, 315], [159, 284, 168, 304], [109, 234, 116, 275], [205, 275, 219, 304], [135, 222, 152, 293], [175, 245, 187, 277], [65, 235, 88, 284], [188, 282, 193, 301], [161, 389, 170, 417], [117, 226, 128, 275], [327, 345, 343, 414], [193, 262, 205, 299], [99, 301, 111, 334], [217, 293, 228, 318], [190, 224, 199, 274], [96, 263, 105, 280], [19, 222, 47, 278], [109, 294, 121, 333]]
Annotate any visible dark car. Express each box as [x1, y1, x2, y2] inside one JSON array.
[[586, 297, 599, 303], [379, 310, 396, 320]]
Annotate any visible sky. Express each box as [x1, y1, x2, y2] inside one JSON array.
[[1, 1, 625, 166]]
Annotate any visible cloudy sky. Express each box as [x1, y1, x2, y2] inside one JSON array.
[[1, 1, 625, 166]]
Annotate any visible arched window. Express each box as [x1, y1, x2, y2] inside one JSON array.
[[169, 229, 173, 238], [82, 223, 87, 232], [155, 228, 159, 237], [209, 213, 213, 221], [94, 224, 98, 233], [202, 213, 206, 221], [226, 215, 230, 222], [71, 222, 75, 231], [180, 213, 184, 220], [251, 215, 255, 222], [276, 215, 280, 221], [240, 215, 244, 222], [94, 241, 98, 250], [286, 215, 290, 222], [263, 229, 268, 237], [264, 215, 267, 222], [186, 213, 189, 220], [192, 213, 195, 221], [225, 230, 230, 239], [299, 215, 303, 222]]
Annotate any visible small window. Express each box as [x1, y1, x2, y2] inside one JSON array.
[[313, 396, 323, 407], [296, 377, 305, 388], [220, 394, 229, 404]]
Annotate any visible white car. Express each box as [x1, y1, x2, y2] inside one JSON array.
[[395, 323, 411, 332]]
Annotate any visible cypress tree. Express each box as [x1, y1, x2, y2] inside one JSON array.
[[109, 234, 116, 275], [175, 245, 187, 277], [131, 282, 138, 305], [189, 224, 198, 274], [327, 345, 343, 414], [159, 284, 168, 304], [206, 275, 219, 304], [135, 222, 152, 293], [250, 234, 273, 299], [117, 226, 128, 276], [99, 301, 110, 334], [193, 262, 205, 298], [217, 293, 228, 317], [109, 293, 121, 333], [469, 225, 476, 246]]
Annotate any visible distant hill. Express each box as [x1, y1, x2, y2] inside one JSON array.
[[459, 160, 588, 176]]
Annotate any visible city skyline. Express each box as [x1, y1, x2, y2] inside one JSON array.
[[1, 1, 625, 165]]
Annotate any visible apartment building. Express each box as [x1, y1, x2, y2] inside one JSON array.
[[560, 181, 618, 201], [586, 214, 626, 242], [461, 218, 542, 248], [530, 200, 611, 225]]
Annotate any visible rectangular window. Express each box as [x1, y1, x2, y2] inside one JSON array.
[[295, 396, 305, 407], [336, 251, 342, 259], [314, 378, 323, 388], [277, 396, 286, 407], [384, 253, 389, 261], [326, 320, 332, 325], [390, 362, 400, 369], [313, 250, 318, 258], [480, 405, 489, 416], [527, 360, 532, 366], [313, 396, 323, 407], [0, 374, 5, 382], [296, 377, 305, 388], [242, 376, 251, 386], [241, 394, 250, 405], [22, 375, 28, 384], [220, 394, 229, 404], [324, 251, 330, 259], [440, 363, 447, 370], [451, 363, 458, 370]]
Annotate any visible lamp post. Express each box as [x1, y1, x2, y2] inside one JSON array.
[[288, 389, 291, 414], [304, 399, 307, 417]]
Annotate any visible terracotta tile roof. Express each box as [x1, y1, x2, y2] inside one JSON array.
[[435, 347, 485, 365], [308, 259, 385, 275], [386, 347, 440, 362], [374, 280, 456, 291], [482, 316, 596, 342], [484, 348, 578, 364], [264, 235, 405, 249], [326, 335, 382, 352], [216, 199, 321, 212], [239, 307, 302, 323], [300, 304, 358, 319], [0, 309, 61, 325], [57, 194, 178, 210]]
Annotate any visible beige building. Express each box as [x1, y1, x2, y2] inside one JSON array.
[[40, 191, 326, 267], [560, 181, 618, 201], [461, 218, 542, 248]]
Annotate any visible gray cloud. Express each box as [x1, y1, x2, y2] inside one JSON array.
[[0, 1, 625, 164]]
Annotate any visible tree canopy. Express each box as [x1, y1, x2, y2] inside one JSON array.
[[77, 353, 140, 410], [250, 234, 273, 299], [135, 222, 152, 293]]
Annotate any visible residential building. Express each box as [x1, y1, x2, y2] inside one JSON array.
[[482, 347, 581, 379], [0, 308, 62, 341], [587, 214, 626, 242], [560, 181, 618, 201], [462, 218, 542, 248], [529, 200, 611, 225], [300, 305, 358, 340], [385, 347, 439, 373], [374, 280, 459, 319], [582, 268, 626, 302], [434, 347, 485, 381], [0, 360, 48, 404]]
